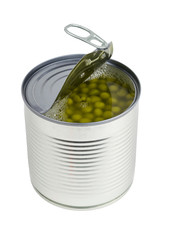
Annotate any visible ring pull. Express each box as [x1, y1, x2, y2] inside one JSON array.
[[64, 24, 108, 49]]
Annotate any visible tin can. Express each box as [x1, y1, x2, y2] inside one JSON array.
[[22, 54, 141, 209]]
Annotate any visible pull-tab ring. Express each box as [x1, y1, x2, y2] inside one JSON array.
[[64, 24, 108, 49]]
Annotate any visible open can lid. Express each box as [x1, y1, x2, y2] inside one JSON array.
[[21, 54, 140, 117]]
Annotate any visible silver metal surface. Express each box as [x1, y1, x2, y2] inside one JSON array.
[[22, 55, 140, 209], [64, 24, 108, 49]]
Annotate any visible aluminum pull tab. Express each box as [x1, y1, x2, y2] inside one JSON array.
[[64, 23, 108, 49]]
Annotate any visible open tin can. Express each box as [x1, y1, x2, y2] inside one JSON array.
[[22, 54, 141, 209]]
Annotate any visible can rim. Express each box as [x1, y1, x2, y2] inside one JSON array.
[[21, 54, 141, 126]]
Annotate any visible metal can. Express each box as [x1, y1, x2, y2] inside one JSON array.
[[22, 54, 141, 209]]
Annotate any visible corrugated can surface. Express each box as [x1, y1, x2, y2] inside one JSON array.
[[22, 55, 140, 209]]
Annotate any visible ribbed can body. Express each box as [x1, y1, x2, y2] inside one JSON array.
[[25, 103, 138, 208], [22, 55, 140, 209]]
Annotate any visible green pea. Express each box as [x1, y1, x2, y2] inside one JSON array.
[[73, 95, 81, 102], [66, 118, 73, 122], [90, 78, 98, 83], [100, 92, 110, 100], [82, 96, 87, 102], [80, 118, 91, 123], [89, 83, 97, 89], [126, 93, 133, 100], [73, 87, 78, 92], [65, 108, 73, 115], [107, 97, 118, 105], [70, 92, 76, 99], [99, 79, 106, 84], [112, 106, 122, 114], [90, 96, 101, 103], [79, 95, 87, 102], [99, 83, 108, 91], [72, 114, 81, 122], [79, 93, 87, 97], [109, 85, 119, 92], [119, 101, 126, 108], [67, 98, 73, 105], [82, 105, 93, 113], [89, 89, 100, 96], [126, 100, 133, 107], [112, 98, 118, 104], [103, 111, 113, 119], [80, 83, 87, 89], [81, 87, 89, 94], [94, 108, 103, 117], [122, 83, 128, 89], [118, 88, 127, 97], [94, 117, 104, 122], [86, 97, 92, 103], [94, 102, 105, 109], [85, 113, 94, 120]]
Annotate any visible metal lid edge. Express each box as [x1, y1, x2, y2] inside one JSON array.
[[21, 54, 141, 127]]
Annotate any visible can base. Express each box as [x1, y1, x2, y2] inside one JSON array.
[[32, 183, 133, 210]]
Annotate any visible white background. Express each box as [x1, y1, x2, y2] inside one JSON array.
[[1, 0, 180, 239]]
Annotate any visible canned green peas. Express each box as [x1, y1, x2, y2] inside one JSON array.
[[48, 76, 135, 123]]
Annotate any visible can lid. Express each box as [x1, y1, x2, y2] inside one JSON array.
[[22, 54, 140, 115], [22, 55, 84, 113]]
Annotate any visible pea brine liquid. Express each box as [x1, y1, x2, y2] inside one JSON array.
[[45, 77, 135, 123]]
